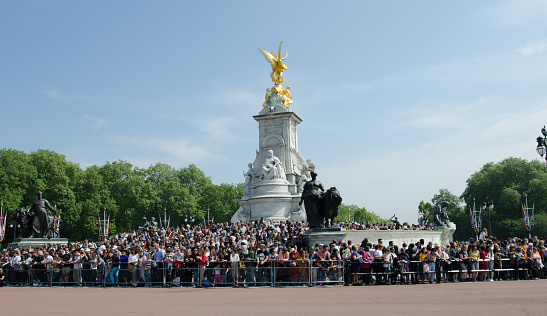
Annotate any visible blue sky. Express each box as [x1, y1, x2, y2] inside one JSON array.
[[2, 1, 547, 223]]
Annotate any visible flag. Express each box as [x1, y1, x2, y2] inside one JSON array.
[[470, 206, 477, 232], [98, 215, 102, 239], [106, 215, 110, 237]]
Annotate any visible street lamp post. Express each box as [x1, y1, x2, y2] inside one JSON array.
[[482, 198, 493, 237], [185, 215, 195, 226], [10, 223, 21, 239], [536, 126, 547, 166]]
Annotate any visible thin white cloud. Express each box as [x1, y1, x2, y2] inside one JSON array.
[[43, 89, 63, 99], [202, 89, 263, 110], [319, 97, 547, 223], [479, 0, 547, 27], [191, 116, 239, 140], [83, 114, 107, 130], [109, 136, 218, 164], [398, 95, 500, 129], [517, 39, 547, 57]]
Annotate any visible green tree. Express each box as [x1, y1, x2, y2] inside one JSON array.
[[335, 204, 383, 223], [420, 189, 472, 240], [461, 157, 547, 239], [418, 200, 433, 223], [0, 149, 38, 211]]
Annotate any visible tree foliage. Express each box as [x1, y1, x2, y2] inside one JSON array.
[[334, 204, 384, 223], [0, 148, 243, 242], [420, 189, 471, 241], [460, 157, 547, 239]]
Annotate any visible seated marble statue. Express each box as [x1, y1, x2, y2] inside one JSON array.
[[261, 150, 286, 181]]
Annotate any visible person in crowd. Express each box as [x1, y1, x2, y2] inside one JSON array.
[[245, 247, 257, 286], [229, 246, 240, 287], [407, 243, 419, 284], [350, 245, 362, 285], [419, 247, 429, 284], [468, 244, 479, 282]]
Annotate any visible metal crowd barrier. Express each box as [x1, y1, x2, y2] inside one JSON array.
[[345, 257, 543, 284], [1, 257, 542, 287]]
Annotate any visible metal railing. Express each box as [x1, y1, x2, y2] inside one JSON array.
[[0, 257, 543, 287]]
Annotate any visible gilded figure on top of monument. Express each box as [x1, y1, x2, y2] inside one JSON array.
[[258, 39, 288, 85], [259, 39, 293, 109]]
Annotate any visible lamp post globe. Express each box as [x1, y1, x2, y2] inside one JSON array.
[[537, 126, 547, 166], [537, 136, 545, 157]]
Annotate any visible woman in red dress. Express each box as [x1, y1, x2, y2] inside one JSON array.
[[479, 245, 488, 281]]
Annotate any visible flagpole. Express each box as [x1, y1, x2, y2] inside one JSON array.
[[0, 201, 4, 242], [104, 208, 107, 240]]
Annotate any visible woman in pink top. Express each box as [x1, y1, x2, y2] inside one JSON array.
[[361, 246, 373, 285]]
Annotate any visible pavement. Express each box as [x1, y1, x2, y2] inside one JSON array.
[[1, 280, 545, 315]]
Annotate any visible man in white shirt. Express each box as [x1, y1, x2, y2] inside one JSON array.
[[44, 251, 53, 282]]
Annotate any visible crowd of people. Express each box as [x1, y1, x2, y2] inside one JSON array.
[[346, 233, 545, 286], [0, 220, 545, 287], [334, 220, 432, 231]]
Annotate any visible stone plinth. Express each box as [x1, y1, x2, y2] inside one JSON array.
[[304, 224, 456, 248], [9, 237, 69, 249], [304, 228, 347, 247], [231, 92, 310, 223]]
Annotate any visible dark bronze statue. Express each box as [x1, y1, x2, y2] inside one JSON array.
[[390, 214, 401, 228], [318, 187, 342, 228], [139, 217, 150, 231], [299, 172, 324, 228], [29, 192, 57, 237], [299, 172, 342, 228], [433, 201, 450, 226], [10, 192, 59, 238]]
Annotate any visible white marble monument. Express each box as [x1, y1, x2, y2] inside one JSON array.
[[231, 40, 312, 223]]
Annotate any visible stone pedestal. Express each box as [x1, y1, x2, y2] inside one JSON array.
[[304, 228, 347, 247], [434, 222, 457, 245], [9, 237, 69, 249], [231, 92, 310, 223], [302, 224, 457, 249]]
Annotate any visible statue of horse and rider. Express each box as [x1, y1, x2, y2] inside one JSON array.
[[10, 192, 58, 238], [299, 172, 342, 228], [433, 201, 450, 226]]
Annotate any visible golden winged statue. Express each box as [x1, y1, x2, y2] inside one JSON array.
[[258, 39, 288, 85]]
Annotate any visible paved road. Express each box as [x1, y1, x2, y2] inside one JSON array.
[[1, 280, 545, 315]]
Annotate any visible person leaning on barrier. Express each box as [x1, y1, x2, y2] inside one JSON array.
[[256, 244, 269, 285], [244, 247, 257, 286], [350, 245, 362, 285], [128, 248, 140, 286], [406, 243, 418, 284], [277, 246, 290, 283], [152, 243, 166, 285], [33, 251, 47, 286], [197, 248, 207, 286], [373, 244, 386, 285], [330, 248, 341, 282], [52, 251, 62, 284], [397, 246, 409, 284], [0, 267, 5, 287]]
